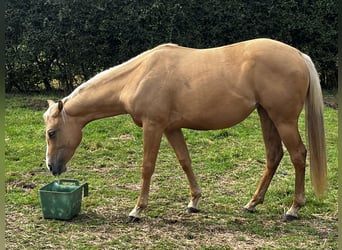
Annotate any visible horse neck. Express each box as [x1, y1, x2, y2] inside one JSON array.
[[63, 69, 128, 127]]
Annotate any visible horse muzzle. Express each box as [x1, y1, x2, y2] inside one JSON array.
[[47, 162, 67, 176]]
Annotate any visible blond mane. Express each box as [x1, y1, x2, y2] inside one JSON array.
[[63, 43, 178, 102]]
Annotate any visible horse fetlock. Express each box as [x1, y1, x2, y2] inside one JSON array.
[[243, 205, 257, 213], [245, 195, 263, 209], [285, 200, 305, 221], [188, 192, 201, 209], [192, 192, 202, 201], [128, 206, 144, 219], [295, 197, 306, 208], [284, 208, 299, 221]]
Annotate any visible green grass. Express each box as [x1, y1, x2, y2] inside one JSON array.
[[5, 94, 337, 249]]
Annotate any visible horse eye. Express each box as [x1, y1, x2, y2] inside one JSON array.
[[48, 130, 56, 138]]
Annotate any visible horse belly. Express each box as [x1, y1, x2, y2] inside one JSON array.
[[171, 91, 256, 130]]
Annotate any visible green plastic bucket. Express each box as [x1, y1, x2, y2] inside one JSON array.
[[39, 179, 88, 220]]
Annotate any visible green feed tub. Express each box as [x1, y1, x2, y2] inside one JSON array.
[[39, 179, 88, 220]]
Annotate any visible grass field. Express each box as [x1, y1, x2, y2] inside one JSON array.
[[5, 94, 338, 249]]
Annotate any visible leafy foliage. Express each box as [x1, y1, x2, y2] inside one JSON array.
[[5, 0, 337, 92]]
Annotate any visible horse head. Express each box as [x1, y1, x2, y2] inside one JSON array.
[[43, 100, 82, 176]]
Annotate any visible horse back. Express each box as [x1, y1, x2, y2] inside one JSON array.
[[122, 39, 309, 129]]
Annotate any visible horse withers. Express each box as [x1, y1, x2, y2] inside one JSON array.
[[43, 38, 327, 222]]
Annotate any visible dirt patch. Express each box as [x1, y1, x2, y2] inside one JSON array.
[[323, 96, 338, 109], [28, 99, 49, 110]]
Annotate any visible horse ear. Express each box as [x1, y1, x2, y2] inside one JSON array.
[[58, 100, 64, 112], [46, 100, 63, 117], [47, 100, 55, 107]]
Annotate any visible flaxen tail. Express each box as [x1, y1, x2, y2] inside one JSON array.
[[302, 53, 327, 197]]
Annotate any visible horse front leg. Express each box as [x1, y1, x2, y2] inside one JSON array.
[[165, 129, 202, 213], [128, 121, 163, 222]]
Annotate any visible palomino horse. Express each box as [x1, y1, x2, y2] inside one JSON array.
[[44, 38, 327, 222]]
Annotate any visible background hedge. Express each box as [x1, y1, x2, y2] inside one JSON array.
[[5, 0, 337, 93]]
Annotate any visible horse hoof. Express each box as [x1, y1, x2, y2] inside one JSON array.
[[126, 216, 141, 223], [186, 207, 200, 213], [242, 207, 256, 213], [283, 214, 298, 222]]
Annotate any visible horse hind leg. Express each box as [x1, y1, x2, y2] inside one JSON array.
[[244, 105, 284, 213], [275, 120, 307, 221], [165, 129, 202, 213]]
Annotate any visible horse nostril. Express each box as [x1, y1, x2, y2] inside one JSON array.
[[48, 164, 53, 172]]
